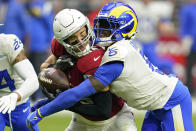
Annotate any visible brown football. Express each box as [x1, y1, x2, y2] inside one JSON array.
[[38, 68, 70, 95]]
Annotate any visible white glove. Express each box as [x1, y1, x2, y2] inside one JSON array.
[[0, 93, 18, 114]]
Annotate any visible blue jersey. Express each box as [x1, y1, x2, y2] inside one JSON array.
[[0, 0, 30, 42], [179, 3, 196, 52], [27, 1, 54, 52]]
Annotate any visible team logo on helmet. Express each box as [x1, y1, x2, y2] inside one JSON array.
[[93, 2, 138, 47]]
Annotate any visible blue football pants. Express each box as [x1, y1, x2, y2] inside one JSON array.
[[142, 83, 194, 131], [0, 100, 39, 131]]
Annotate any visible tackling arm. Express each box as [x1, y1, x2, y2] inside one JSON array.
[[26, 61, 124, 128], [69, 91, 112, 119], [38, 61, 123, 117]]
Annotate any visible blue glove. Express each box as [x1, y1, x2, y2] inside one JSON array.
[[26, 109, 43, 131], [30, 98, 50, 112]]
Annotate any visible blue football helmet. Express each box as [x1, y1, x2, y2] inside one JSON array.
[[93, 2, 138, 46]]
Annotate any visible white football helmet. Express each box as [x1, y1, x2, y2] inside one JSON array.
[[53, 9, 94, 57]]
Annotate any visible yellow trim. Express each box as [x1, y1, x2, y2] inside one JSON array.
[[26, 123, 33, 131], [109, 6, 132, 18], [108, 5, 138, 38], [122, 11, 137, 37], [38, 109, 44, 118], [26, 120, 34, 131], [172, 105, 185, 131], [100, 86, 110, 92]]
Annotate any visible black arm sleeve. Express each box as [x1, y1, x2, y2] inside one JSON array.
[[68, 91, 112, 119]]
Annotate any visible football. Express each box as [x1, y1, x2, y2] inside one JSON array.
[[38, 68, 70, 96]]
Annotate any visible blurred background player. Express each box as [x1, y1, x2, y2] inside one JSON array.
[[0, 0, 55, 103], [25, 0, 54, 102], [0, 0, 30, 47], [27, 2, 194, 131], [127, 0, 174, 74], [27, 8, 137, 131], [178, 0, 196, 96], [0, 33, 39, 130]]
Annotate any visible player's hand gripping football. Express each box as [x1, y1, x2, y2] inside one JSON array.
[[55, 55, 76, 73], [26, 109, 43, 131], [0, 93, 18, 114]]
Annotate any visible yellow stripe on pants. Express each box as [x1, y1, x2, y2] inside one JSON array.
[[171, 105, 185, 131]]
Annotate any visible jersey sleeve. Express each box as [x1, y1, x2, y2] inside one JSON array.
[[94, 62, 124, 86], [0, 34, 24, 64], [101, 40, 129, 65], [51, 38, 66, 59]]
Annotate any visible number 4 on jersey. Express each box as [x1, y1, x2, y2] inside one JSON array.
[[0, 70, 16, 91]]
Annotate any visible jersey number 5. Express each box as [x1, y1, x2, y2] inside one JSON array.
[[0, 70, 16, 91]]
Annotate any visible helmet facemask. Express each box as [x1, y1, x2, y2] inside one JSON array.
[[62, 25, 94, 58], [93, 17, 121, 46], [53, 9, 95, 58], [93, 2, 138, 47]]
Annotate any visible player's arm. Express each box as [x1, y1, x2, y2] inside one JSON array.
[[69, 91, 112, 119], [90, 61, 123, 92], [37, 61, 123, 117], [13, 49, 39, 101], [40, 54, 57, 71], [27, 61, 123, 127]]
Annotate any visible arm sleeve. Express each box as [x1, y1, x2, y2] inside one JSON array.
[[94, 61, 124, 86], [13, 59, 39, 100], [69, 91, 112, 119], [39, 79, 96, 116], [39, 62, 123, 117]]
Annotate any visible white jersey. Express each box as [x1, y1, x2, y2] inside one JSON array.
[[0, 34, 27, 104], [101, 39, 178, 110]]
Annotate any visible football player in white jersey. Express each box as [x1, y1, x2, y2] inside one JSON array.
[[27, 9, 137, 131], [26, 2, 194, 131], [0, 34, 39, 130]]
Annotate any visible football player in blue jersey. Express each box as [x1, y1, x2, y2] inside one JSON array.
[[27, 2, 194, 131], [0, 33, 39, 130]]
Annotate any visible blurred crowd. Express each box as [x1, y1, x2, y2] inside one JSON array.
[[0, 0, 196, 99]]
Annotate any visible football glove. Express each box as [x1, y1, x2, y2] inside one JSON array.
[[30, 98, 50, 112], [0, 93, 18, 114], [26, 109, 43, 131], [55, 55, 76, 73]]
